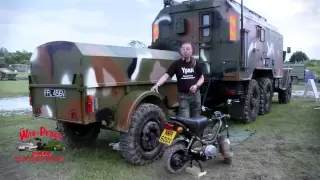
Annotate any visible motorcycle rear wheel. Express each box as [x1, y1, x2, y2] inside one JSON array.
[[163, 142, 189, 174]]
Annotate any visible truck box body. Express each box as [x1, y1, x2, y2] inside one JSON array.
[[29, 41, 180, 125], [152, 0, 284, 81]]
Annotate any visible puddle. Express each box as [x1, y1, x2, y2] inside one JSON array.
[[0, 96, 32, 116], [225, 127, 256, 146], [273, 90, 320, 98], [108, 127, 256, 151], [0, 90, 318, 116]]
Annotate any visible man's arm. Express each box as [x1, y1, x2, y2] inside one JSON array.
[[195, 63, 204, 87], [155, 73, 170, 86], [155, 61, 176, 86], [196, 75, 204, 87]]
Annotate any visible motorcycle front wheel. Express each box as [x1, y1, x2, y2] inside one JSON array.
[[163, 142, 189, 174]]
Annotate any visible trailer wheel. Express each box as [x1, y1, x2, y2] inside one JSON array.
[[119, 103, 166, 165], [56, 121, 101, 148], [242, 79, 260, 122], [278, 77, 292, 104], [257, 77, 273, 115]]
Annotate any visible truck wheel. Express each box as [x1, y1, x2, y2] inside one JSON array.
[[243, 79, 260, 122], [119, 103, 166, 165], [278, 77, 292, 104], [257, 77, 273, 115], [291, 76, 299, 84], [56, 121, 101, 148]]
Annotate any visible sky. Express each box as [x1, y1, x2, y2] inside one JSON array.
[[0, 0, 319, 59]]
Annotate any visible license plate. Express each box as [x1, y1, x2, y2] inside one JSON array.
[[44, 89, 66, 98], [158, 129, 177, 145]]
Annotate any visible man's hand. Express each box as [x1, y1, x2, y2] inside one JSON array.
[[150, 85, 159, 93], [189, 84, 198, 93]]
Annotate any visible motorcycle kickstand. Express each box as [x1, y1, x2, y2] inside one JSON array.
[[195, 160, 205, 172]]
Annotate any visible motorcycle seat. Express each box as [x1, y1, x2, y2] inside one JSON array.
[[170, 115, 210, 136]]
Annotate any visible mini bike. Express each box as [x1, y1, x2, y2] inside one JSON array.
[[158, 99, 239, 174]]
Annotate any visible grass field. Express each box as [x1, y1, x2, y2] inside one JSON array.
[[0, 80, 29, 98], [1, 99, 320, 179], [1, 79, 320, 179]]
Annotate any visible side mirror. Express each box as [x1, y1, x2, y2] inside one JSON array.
[[163, 0, 172, 6], [287, 47, 291, 54], [283, 51, 287, 62]]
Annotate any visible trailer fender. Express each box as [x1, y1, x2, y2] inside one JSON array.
[[114, 90, 165, 132]]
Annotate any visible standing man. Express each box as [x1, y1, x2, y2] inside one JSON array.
[[150, 42, 204, 118]]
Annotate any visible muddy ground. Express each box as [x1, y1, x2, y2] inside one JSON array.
[[0, 97, 319, 180], [0, 81, 319, 180]]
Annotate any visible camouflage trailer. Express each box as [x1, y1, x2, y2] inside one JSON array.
[[28, 0, 292, 165], [28, 41, 181, 165]]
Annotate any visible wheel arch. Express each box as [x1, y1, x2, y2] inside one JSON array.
[[252, 69, 274, 80], [114, 90, 167, 132]]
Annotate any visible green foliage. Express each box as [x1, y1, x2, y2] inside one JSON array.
[[303, 59, 320, 78], [289, 51, 309, 63], [128, 40, 147, 48], [0, 47, 32, 65]]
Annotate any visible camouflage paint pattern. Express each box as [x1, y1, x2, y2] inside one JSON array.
[[152, 0, 285, 81], [29, 41, 180, 132]]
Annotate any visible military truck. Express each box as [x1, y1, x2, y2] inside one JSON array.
[[28, 0, 292, 165], [0, 68, 18, 80], [149, 0, 292, 121], [283, 63, 306, 84], [0, 57, 5, 68]]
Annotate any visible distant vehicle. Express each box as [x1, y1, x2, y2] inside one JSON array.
[[283, 63, 306, 84], [0, 68, 18, 81], [0, 57, 6, 68]]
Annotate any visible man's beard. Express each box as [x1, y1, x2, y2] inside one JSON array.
[[182, 56, 191, 61]]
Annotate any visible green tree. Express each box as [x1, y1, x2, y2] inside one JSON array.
[[0, 47, 9, 57], [289, 51, 309, 63], [128, 40, 147, 48], [0, 47, 32, 65]]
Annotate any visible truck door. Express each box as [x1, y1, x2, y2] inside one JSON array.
[[198, 11, 213, 76]]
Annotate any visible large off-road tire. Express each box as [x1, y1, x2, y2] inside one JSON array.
[[56, 121, 101, 148], [163, 142, 189, 174], [242, 79, 261, 123], [149, 38, 181, 51], [278, 77, 292, 104], [119, 103, 166, 165], [257, 77, 273, 115]]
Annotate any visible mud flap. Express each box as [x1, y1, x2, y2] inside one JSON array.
[[228, 97, 246, 120]]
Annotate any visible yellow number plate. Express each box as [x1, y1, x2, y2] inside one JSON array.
[[158, 129, 177, 145]]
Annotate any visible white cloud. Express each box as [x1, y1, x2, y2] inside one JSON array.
[[0, 8, 132, 51], [135, 0, 150, 5], [1, 0, 319, 59]]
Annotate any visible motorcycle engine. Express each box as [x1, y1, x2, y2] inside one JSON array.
[[191, 140, 217, 158], [204, 145, 217, 158]]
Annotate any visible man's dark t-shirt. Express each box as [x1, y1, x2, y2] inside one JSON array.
[[166, 59, 203, 93]]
